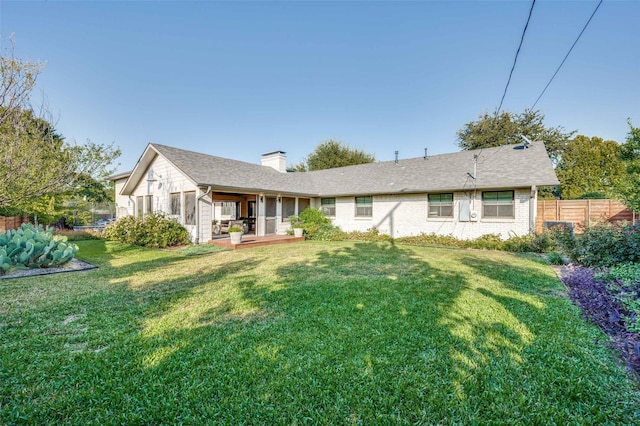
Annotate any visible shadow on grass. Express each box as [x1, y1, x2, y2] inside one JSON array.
[[98, 242, 569, 423], [3, 241, 640, 424]]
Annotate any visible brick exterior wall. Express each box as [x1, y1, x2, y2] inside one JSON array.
[[0, 216, 29, 233], [318, 188, 533, 240]]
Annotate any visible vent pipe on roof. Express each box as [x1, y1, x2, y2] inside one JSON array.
[[394, 151, 399, 165], [424, 148, 428, 160]]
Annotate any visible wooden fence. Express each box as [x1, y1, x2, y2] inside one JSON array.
[[536, 199, 636, 233], [0, 216, 29, 234]]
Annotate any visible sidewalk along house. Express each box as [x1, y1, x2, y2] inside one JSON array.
[[109, 141, 559, 243]]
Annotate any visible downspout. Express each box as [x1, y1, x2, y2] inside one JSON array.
[[195, 186, 212, 244], [529, 185, 537, 234]]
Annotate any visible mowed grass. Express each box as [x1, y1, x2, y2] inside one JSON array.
[[1, 240, 639, 424]]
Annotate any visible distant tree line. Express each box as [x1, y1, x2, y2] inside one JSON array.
[[457, 109, 640, 211]]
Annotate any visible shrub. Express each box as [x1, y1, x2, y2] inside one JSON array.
[[572, 222, 640, 267], [546, 251, 565, 265], [528, 231, 557, 253], [344, 227, 393, 242], [298, 208, 344, 240], [400, 231, 562, 253], [0, 223, 79, 274], [54, 229, 101, 241], [397, 233, 465, 248], [298, 208, 331, 226], [228, 226, 243, 233], [103, 213, 190, 248], [501, 234, 532, 252], [547, 225, 577, 254], [471, 233, 503, 250], [309, 223, 346, 241]]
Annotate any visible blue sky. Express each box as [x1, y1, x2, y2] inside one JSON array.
[[1, 1, 638, 174]]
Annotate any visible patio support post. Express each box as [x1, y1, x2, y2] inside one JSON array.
[[257, 194, 266, 237]]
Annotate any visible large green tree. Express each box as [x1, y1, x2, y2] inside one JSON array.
[[555, 135, 626, 200], [292, 139, 375, 172], [457, 109, 575, 165], [0, 44, 120, 213], [618, 119, 640, 211]]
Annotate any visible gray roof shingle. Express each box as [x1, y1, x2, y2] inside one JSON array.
[[138, 141, 558, 196], [307, 142, 559, 196]]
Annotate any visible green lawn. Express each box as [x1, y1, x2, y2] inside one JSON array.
[[1, 240, 639, 424]]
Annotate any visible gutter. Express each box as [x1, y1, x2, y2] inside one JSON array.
[[195, 186, 212, 244]]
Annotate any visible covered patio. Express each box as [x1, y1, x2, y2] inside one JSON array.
[[208, 234, 305, 250], [209, 191, 311, 239]]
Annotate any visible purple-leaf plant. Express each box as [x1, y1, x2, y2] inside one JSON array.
[[561, 265, 640, 375]]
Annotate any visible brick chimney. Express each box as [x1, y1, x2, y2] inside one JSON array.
[[261, 151, 287, 173]]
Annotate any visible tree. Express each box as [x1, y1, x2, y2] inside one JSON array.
[[291, 139, 375, 172], [0, 42, 120, 212], [457, 109, 575, 165], [555, 135, 626, 200], [618, 119, 640, 211]]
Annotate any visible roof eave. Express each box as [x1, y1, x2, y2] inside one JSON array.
[[201, 183, 319, 198]]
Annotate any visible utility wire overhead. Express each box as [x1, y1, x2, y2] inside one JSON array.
[[497, 0, 537, 115], [531, 0, 604, 109]]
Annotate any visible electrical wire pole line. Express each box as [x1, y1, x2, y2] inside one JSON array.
[[531, 0, 604, 109], [496, 0, 537, 115]]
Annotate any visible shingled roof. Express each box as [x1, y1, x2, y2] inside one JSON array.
[[121, 141, 558, 196], [307, 141, 559, 196]]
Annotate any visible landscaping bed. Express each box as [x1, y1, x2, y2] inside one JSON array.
[[562, 264, 640, 378]]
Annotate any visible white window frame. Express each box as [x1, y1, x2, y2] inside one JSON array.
[[428, 193, 454, 218], [184, 191, 196, 225], [355, 196, 373, 218], [321, 198, 336, 217], [482, 190, 515, 219]]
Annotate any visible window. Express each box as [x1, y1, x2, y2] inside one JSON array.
[[221, 202, 235, 216], [482, 191, 514, 218], [321, 198, 336, 216], [355, 196, 372, 217], [136, 196, 143, 218], [428, 193, 454, 218], [298, 198, 310, 213], [282, 197, 295, 221], [170, 193, 181, 216], [184, 191, 196, 225], [145, 195, 153, 215]]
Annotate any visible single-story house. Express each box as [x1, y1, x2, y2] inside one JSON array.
[[110, 141, 559, 243]]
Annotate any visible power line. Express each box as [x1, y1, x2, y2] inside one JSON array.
[[497, 0, 537, 115], [531, 0, 604, 109]]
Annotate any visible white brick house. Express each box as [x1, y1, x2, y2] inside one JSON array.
[[110, 142, 559, 243]]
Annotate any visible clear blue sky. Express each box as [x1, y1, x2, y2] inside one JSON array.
[[1, 0, 638, 174]]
